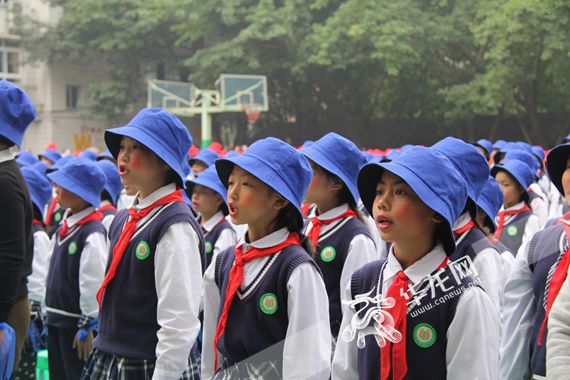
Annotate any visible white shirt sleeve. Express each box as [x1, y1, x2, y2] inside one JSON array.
[[499, 240, 535, 380], [546, 267, 570, 378], [530, 197, 548, 226], [153, 222, 203, 380], [283, 262, 332, 380], [331, 281, 359, 380], [28, 231, 51, 304], [500, 250, 515, 298], [212, 228, 237, 265], [102, 214, 114, 235], [340, 235, 378, 317], [78, 231, 108, 318], [201, 256, 221, 380], [522, 214, 542, 245], [446, 286, 499, 380], [472, 247, 503, 314]]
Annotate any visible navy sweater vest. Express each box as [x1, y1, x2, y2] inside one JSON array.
[[350, 259, 478, 379], [214, 244, 317, 371], [101, 207, 116, 219], [450, 228, 499, 285], [499, 210, 532, 254], [527, 224, 567, 376], [204, 218, 233, 269], [45, 220, 106, 329], [311, 217, 371, 337], [94, 201, 203, 359]]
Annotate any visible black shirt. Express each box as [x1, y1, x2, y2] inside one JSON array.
[[0, 157, 33, 322]]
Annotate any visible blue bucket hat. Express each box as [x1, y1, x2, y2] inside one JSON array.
[[531, 146, 545, 166], [432, 137, 489, 205], [357, 146, 468, 256], [491, 159, 534, 200], [30, 161, 49, 178], [493, 140, 507, 150], [97, 160, 122, 205], [45, 155, 73, 174], [38, 149, 62, 164], [300, 132, 367, 204], [16, 151, 38, 167], [302, 140, 314, 149], [81, 150, 99, 161], [0, 81, 36, 147], [188, 166, 229, 215], [473, 139, 493, 156], [21, 166, 52, 219], [105, 108, 193, 188], [224, 150, 238, 158], [215, 137, 312, 227], [96, 148, 115, 162], [505, 149, 540, 175], [546, 143, 570, 195], [476, 176, 504, 231], [47, 157, 106, 208], [189, 148, 219, 168]]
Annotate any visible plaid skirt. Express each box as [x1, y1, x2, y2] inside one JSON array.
[[81, 346, 201, 380], [212, 357, 282, 380]]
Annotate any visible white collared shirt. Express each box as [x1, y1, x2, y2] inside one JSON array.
[[529, 182, 549, 226], [125, 183, 203, 380], [497, 201, 542, 246], [0, 148, 15, 163], [201, 227, 332, 380], [202, 211, 236, 264], [305, 204, 378, 317], [28, 228, 51, 304], [46, 206, 108, 318], [499, 223, 567, 379], [452, 212, 503, 314], [332, 244, 499, 380], [100, 200, 115, 235]]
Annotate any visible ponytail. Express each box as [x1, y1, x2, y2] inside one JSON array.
[[275, 204, 315, 257]]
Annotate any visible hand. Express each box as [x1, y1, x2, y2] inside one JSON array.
[[73, 329, 93, 361]]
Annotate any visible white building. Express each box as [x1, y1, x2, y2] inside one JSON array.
[[0, 0, 124, 153]]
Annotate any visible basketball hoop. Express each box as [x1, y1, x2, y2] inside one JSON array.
[[242, 103, 262, 123]]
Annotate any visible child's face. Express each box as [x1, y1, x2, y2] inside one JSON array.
[[561, 157, 570, 199], [55, 185, 89, 212], [191, 184, 223, 217], [40, 157, 55, 166], [226, 166, 286, 226], [495, 171, 524, 208], [192, 162, 208, 175], [116, 136, 170, 195], [372, 171, 437, 244], [305, 160, 341, 207]]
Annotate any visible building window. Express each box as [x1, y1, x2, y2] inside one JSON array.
[[66, 85, 81, 110], [0, 39, 21, 80]]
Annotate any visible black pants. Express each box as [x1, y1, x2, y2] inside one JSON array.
[[47, 325, 85, 380]]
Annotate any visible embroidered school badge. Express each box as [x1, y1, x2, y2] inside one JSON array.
[[135, 241, 150, 260], [320, 246, 336, 262], [413, 323, 436, 348], [68, 241, 78, 255], [54, 212, 62, 223], [260, 293, 278, 315], [507, 225, 518, 237], [205, 241, 213, 254]]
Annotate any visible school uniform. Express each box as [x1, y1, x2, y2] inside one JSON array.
[[334, 145, 499, 379], [495, 201, 541, 255], [451, 212, 503, 313], [202, 211, 236, 268], [332, 245, 499, 379], [202, 137, 332, 379], [116, 188, 135, 210], [500, 221, 568, 379], [304, 204, 377, 338], [84, 108, 202, 380], [201, 227, 331, 379], [99, 200, 117, 233], [45, 206, 107, 380], [528, 183, 549, 226]]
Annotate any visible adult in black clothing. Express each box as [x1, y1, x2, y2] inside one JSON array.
[[0, 80, 36, 371]]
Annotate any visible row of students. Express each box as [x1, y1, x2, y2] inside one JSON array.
[[11, 97, 570, 379]]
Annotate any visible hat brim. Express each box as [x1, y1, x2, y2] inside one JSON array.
[[215, 155, 305, 228], [301, 146, 360, 204], [490, 165, 529, 203], [546, 144, 570, 196], [105, 126, 186, 188], [47, 170, 100, 208], [357, 161, 456, 256]]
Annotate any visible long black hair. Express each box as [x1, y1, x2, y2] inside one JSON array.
[[275, 204, 315, 256]]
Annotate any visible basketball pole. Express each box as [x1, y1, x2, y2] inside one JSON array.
[[201, 99, 212, 148]]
